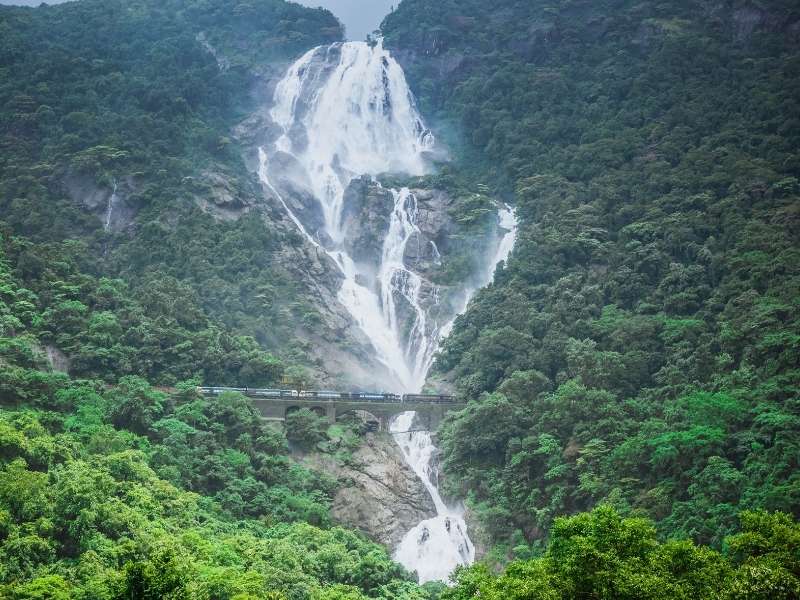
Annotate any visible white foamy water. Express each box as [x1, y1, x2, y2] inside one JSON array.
[[270, 40, 432, 242], [264, 40, 433, 390], [104, 182, 118, 232], [389, 207, 516, 583], [390, 412, 474, 583], [260, 39, 518, 583]]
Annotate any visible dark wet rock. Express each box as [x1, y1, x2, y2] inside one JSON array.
[[341, 176, 394, 268], [62, 173, 138, 232]]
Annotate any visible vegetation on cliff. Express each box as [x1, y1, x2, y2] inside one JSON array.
[[0, 238, 431, 598], [384, 0, 800, 560], [0, 0, 341, 377], [1, 0, 799, 595]]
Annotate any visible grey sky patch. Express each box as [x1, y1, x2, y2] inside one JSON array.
[[295, 0, 396, 41]]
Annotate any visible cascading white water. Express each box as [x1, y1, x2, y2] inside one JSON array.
[[104, 182, 118, 232], [390, 412, 474, 583], [378, 188, 435, 391], [440, 206, 518, 339], [264, 39, 435, 390], [389, 207, 516, 584], [261, 39, 518, 583], [270, 40, 432, 242]]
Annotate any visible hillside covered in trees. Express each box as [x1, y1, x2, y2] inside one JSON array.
[[1, 0, 799, 596], [384, 0, 800, 560], [0, 0, 343, 385]]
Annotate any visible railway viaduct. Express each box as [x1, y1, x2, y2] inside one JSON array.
[[200, 389, 466, 431]]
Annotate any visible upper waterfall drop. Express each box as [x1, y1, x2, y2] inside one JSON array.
[[269, 40, 433, 242], [263, 39, 439, 391]]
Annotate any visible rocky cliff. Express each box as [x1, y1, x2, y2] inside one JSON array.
[[298, 433, 437, 549]]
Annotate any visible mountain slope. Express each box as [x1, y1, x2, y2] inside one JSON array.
[[384, 0, 800, 551], [0, 0, 350, 385]]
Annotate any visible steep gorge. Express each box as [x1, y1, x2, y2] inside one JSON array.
[[249, 38, 516, 580]]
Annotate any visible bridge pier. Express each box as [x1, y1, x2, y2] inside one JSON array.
[[325, 404, 337, 425]]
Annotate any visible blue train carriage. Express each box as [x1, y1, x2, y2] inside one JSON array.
[[199, 386, 249, 395], [252, 389, 299, 398], [401, 393, 456, 403], [199, 386, 298, 397]]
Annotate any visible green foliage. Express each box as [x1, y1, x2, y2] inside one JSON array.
[[285, 408, 330, 449], [0, 297, 420, 599], [0, 410, 423, 599], [384, 0, 800, 551], [444, 506, 800, 600], [0, 0, 343, 384], [0, 228, 294, 386], [0, 245, 423, 597]]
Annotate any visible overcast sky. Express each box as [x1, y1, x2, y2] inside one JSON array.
[[0, 0, 397, 41], [297, 0, 396, 40]]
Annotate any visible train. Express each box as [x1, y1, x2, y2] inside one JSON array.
[[197, 387, 458, 403]]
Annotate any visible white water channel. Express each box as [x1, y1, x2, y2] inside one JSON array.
[[259, 39, 516, 583], [104, 182, 118, 232]]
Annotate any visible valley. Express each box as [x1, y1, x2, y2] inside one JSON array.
[[0, 0, 798, 597]]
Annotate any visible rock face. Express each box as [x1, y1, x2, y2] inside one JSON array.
[[339, 178, 464, 356], [45, 345, 70, 374], [226, 62, 407, 389], [462, 505, 491, 562], [63, 173, 138, 232], [341, 177, 394, 269], [405, 188, 453, 276], [302, 433, 437, 549]]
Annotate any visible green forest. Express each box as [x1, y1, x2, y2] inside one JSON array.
[[0, 0, 341, 383], [1, 0, 799, 597], [383, 0, 800, 579]]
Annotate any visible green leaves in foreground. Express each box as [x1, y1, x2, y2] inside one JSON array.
[[443, 506, 800, 600], [0, 409, 421, 600]]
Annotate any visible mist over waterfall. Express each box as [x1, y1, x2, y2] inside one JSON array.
[[270, 41, 432, 243], [259, 39, 517, 583]]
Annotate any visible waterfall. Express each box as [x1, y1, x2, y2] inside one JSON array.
[[104, 182, 118, 232], [261, 39, 518, 583], [264, 39, 433, 389], [390, 412, 474, 583], [389, 208, 516, 583], [269, 40, 432, 242], [379, 188, 434, 392]]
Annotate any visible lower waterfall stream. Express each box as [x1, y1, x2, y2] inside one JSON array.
[[390, 412, 475, 583], [259, 39, 517, 582], [388, 206, 516, 583]]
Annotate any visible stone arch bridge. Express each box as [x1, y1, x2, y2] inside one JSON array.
[[199, 388, 466, 431]]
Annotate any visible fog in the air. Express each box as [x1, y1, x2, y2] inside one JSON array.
[[0, 0, 398, 41]]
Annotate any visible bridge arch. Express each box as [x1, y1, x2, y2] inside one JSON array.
[[337, 409, 382, 432]]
